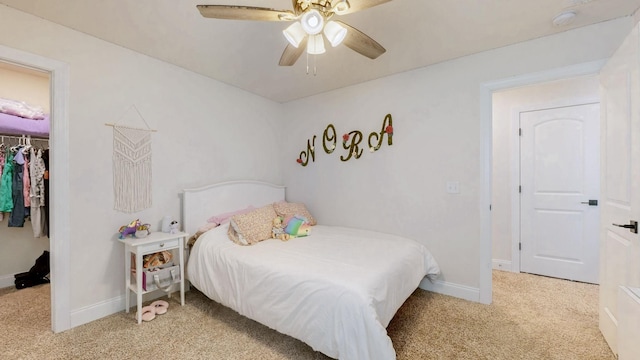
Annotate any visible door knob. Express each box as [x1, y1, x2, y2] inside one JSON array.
[[613, 220, 638, 234], [581, 200, 598, 206]]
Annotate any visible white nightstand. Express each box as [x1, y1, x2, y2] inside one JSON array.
[[120, 231, 189, 324]]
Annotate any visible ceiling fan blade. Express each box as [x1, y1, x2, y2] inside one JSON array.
[[279, 38, 308, 66], [197, 5, 295, 21], [336, 21, 386, 59], [292, 0, 302, 15], [336, 0, 392, 15]]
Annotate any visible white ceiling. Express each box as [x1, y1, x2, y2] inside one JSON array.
[[1, 0, 639, 102]]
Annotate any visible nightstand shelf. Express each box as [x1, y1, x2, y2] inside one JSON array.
[[119, 231, 189, 324]]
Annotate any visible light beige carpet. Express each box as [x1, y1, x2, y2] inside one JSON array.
[[0, 271, 614, 360]]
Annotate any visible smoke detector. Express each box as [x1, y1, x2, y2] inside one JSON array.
[[553, 10, 577, 26]]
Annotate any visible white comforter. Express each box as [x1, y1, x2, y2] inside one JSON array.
[[187, 224, 440, 360]]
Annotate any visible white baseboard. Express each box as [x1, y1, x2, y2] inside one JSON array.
[[70, 286, 181, 328], [71, 295, 124, 328], [73, 279, 478, 328], [0, 274, 14, 289], [419, 278, 480, 302], [72, 279, 480, 328], [492, 259, 513, 272]]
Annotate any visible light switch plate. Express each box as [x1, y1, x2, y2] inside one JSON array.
[[446, 181, 460, 194]]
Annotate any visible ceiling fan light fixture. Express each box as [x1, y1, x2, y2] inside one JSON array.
[[301, 9, 324, 35], [283, 21, 306, 48], [324, 21, 347, 47], [307, 34, 326, 54]]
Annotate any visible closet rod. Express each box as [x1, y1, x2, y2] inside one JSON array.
[[0, 135, 49, 148], [0, 134, 49, 141]]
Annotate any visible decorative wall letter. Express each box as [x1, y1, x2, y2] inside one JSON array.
[[296, 114, 394, 166], [368, 113, 393, 152], [323, 124, 337, 154], [297, 135, 316, 166], [340, 131, 363, 162]]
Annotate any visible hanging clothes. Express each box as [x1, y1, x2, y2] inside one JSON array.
[[22, 152, 30, 220], [30, 147, 46, 237], [42, 148, 49, 237], [0, 150, 14, 213], [0, 135, 49, 233], [9, 147, 25, 227], [0, 144, 5, 222], [0, 143, 5, 177]]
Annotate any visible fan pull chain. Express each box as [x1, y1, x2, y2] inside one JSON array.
[[313, 54, 317, 76], [305, 52, 318, 76]]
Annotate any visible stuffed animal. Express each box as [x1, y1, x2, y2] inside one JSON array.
[[143, 250, 173, 268], [169, 220, 179, 234], [271, 216, 290, 241], [119, 219, 140, 239], [135, 223, 151, 238], [284, 215, 311, 238]]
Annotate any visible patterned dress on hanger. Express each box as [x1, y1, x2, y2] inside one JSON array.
[[30, 148, 46, 237]]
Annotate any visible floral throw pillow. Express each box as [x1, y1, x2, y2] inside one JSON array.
[[273, 201, 317, 226], [228, 204, 277, 245]]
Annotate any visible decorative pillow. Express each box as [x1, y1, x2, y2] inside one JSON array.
[[273, 201, 317, 226], [284, 215, 311, 237], [208, 205, 256, 225], [227, 223, 248, 245], [227, 204, 277, 245], [198, 222, 219, 233]]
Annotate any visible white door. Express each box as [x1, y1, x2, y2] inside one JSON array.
[[520, 103, 600, 284], [599, 24, 640, 356]]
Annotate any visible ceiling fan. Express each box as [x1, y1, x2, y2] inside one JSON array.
[[197, 0, 390, 66]]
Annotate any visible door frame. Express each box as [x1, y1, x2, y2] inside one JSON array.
[[0, 44, 71, 332], [480, 60, 606, 303]]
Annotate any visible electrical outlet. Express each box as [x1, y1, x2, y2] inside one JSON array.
[[446, 181, 460, 194]]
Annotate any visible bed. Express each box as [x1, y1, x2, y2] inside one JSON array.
[[183, 181, 440, 360]]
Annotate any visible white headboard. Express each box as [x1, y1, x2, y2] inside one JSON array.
[[182, 180, 285, 236]]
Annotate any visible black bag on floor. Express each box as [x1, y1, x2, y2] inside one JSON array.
[[29, 250, 50, 278], [14, 251, 50, 290], [14, 274, 50, 289]]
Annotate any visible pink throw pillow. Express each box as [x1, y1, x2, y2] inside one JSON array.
[[207, 205, 256, 225]]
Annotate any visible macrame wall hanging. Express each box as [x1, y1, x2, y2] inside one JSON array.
[[105, 105, 157, 213]]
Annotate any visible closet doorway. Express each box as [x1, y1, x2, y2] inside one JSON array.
[[0, 61, 51, 327], [0, 44, 71, 333]]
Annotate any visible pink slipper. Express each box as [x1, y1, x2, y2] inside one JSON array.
[[151, 300, 169, 315], [137, 305, 156, 322]]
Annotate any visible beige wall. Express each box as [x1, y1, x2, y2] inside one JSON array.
[[0, 63, 50, 113], [0, 218, 50, 283]]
